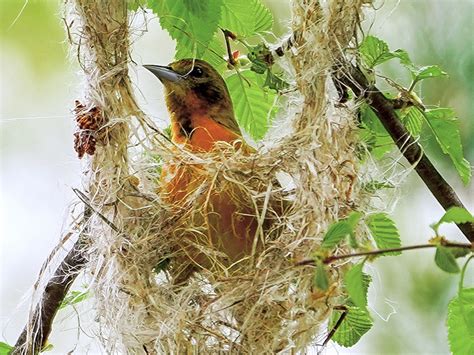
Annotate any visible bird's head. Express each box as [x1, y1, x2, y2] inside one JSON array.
[[144, 59, 233, 114]]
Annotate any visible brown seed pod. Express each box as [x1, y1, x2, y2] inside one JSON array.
[[73, 100, 104, 159]]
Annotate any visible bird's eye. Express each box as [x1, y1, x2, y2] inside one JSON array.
[[190, 67, 204, 77]]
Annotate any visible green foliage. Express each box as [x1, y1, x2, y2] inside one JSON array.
[[432, 207, 474, 234], [359, 35, 471, 184], [359, 36, 396, 68], [423, 108, 471, 184], [313, 262, 329, 291], [219, 0, 272, 36], [148, 0, 223, 59], [435, 247, 461, 274], [59, 290, 90, 310], [447, 288, 474, 355], [0, 342, 13, 355], [367, 213, 402, 255], [359, 104, 394, 159], [330, 306, 373, 347], [344, 262, 372, 310], [400, 106, 424, 137], [321, 212, 362, 249], [225, 70, 277, 140]]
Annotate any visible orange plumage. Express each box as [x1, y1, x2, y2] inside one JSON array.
[[145, 59, 257, 282]]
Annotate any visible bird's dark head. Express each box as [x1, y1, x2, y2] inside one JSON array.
[[144, 59, 232, 111]]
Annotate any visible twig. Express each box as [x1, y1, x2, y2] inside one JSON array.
[[221, 28, 237, 66], [12, 237, 88, 354], [336, 64, 474, 242], [321, 306, 348, 348], [296, 241, 473, 266]]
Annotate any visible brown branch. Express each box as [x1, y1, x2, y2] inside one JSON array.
[[12, 238, 87, 354], [321, 306, 348, 348], [336, 64, 474, 242], [296, 241, 473, 267]]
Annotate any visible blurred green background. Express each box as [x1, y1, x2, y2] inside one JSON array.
[[1, 0, 472, 354]]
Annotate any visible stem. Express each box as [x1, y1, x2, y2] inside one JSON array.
[[221, 28, 237, 66], [322, 307, 348, 347], [12, 237, 87, 354], [296, 241, 473, 266], [337, 64, 474, 242]]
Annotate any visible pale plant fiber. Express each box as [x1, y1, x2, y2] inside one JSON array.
[[59, 0, 372, 353]]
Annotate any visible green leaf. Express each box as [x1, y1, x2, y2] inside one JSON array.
[[424, 108, 471, 184], [220, 0, 256, 36], [412, 65, 447, 82], [321, 221, 352, 249], [435, 246, 461, 274], [175, 34, 226, 70], [321, 213, 362, 249], [439, 207, 474, 226], [344, 263, 371, 310], [252, 0, 273, 33], [400, 106, 424, 136], [359, 36, 395, 68], [314, 262, 330, 291], [59, 290, 90, 310], [447, 288, 474, 355], [367, 213, 402, 255], [359, 105, 394, 159], [331, 306, 373, 347], [225, 70, 277, 140], [149, 0, 223, 59], [0, 342, 13, 355]]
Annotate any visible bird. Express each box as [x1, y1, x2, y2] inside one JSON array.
[[144, 59, 258, 283]]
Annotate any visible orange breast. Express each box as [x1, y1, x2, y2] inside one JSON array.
[[161, 115, 256, 275]]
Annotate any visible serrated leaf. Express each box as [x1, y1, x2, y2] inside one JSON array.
[[0, 342, 13, 355], [314, 262, 329, 291], [331, 306, 373, 347], [225, 70, 277, 140], [175, 34, 226, 71], [447, 288, 474, 355], [439, 207, 474, 226], [359, 105, 394, 159], [321, 221, 353, 249], [220, 0, 255, 36], [359, 35, 395, 68], [401, 106, 424, 136], [392, 49, 413, 68], [435, 246, 460, 274], [59, 290, 89, 310], [367, 213, 402, 255], [149, 0, 223, 59], [412, 65, 447, 81], [252, 0, 273, 33], [345, 263, 371, 310], [424, 108, 471, 184]]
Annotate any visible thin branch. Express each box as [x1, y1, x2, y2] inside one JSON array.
[[321, 306, 348, 348], [336, 64, 474, 242], [296, 241, 473, 267], [221, 28, 237, 66], [12, 237, 88, 354]]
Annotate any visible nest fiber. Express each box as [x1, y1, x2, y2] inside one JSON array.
[[65, 0, 373, 353]]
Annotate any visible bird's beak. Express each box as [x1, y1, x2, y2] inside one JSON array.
[[143, 64, 183, 83]]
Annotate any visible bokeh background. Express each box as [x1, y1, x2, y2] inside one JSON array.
[[1, 0, 472, 353]]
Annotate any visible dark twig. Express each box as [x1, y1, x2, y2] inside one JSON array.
[[12, 237, 88, 354], [296, 241, 473, 267], [321, 306, 348, 348], [336, 64, 474, 242], [221, 28, 237, 66]]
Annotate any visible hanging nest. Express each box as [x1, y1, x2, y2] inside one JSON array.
[[64, 0, 375, 353]]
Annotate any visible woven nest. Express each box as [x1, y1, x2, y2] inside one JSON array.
[[65, 0, 374, 353]]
